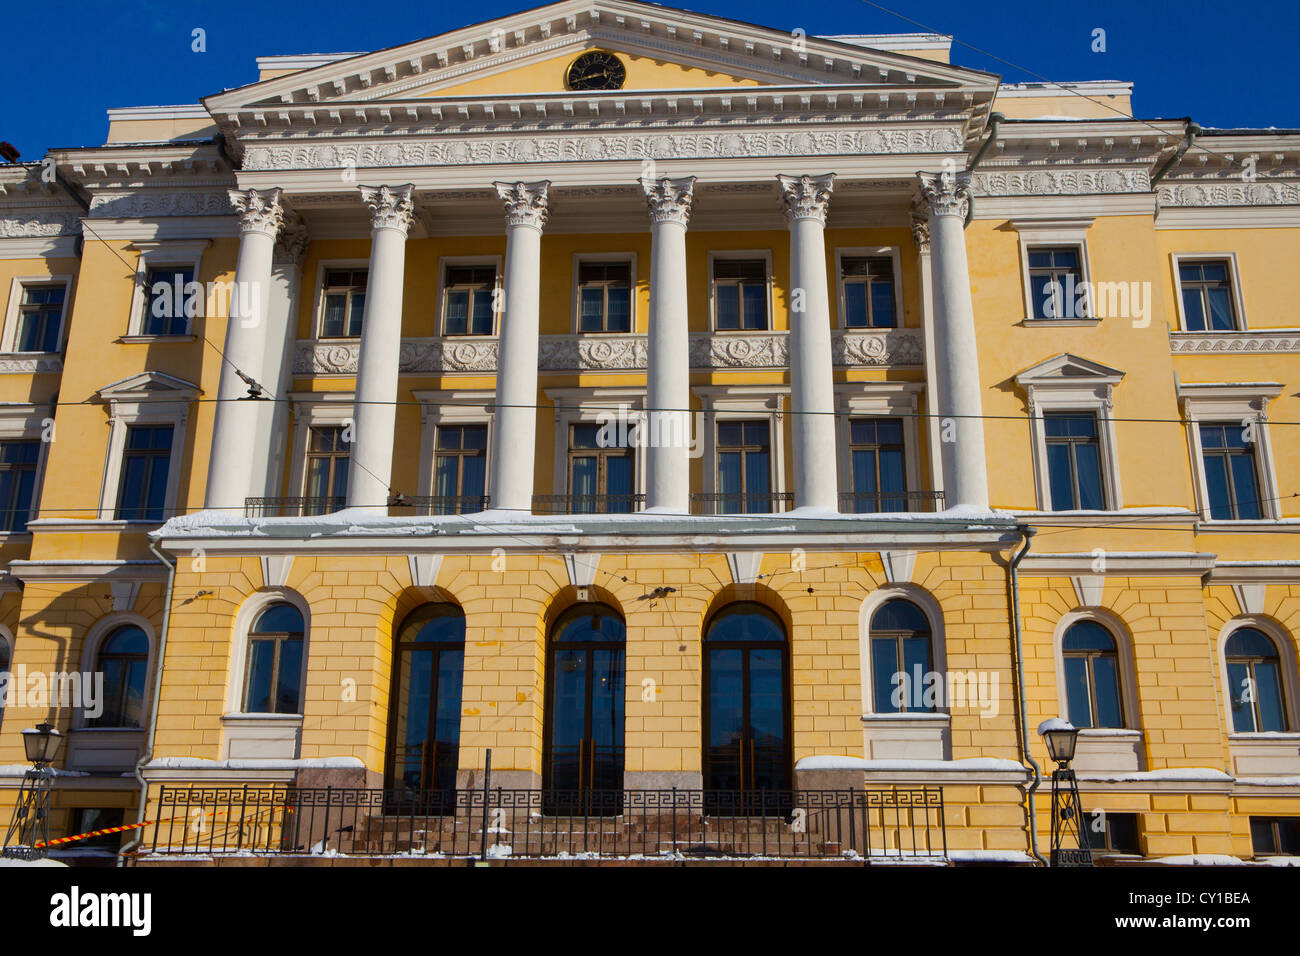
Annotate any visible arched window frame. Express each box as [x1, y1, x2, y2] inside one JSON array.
[[859, 586, 948, 717], [1217, 617, 1298, 735], [226, 589, 310, 716], [76, 613, 157, 730], [1053, 610, 1140, 733]]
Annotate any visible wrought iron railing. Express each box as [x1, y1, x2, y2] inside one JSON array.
[[387, 495, 490, 516], [244, 496, 346, 518], [690, 492, 795, 515], [141, 785, 945, 863], [243, 496, 490, 518], [532, 494, 645, 515], [838, 491, 945, 514]]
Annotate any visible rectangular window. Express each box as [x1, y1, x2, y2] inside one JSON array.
[[443, 265, 496, 336], [304, 425, 349, 515], [1088, 812, 1141, 855], [15, 284, 66, 352], [433, 424, 488, 514], [1199, 423, 1262, 520], [568, 422, 635, 513], [841, 256, 897, 328], [143, 267, 194, 336], [70, 808, 127, 852], [847, 418, 906, 512], [1179, 260, 1237, 332], [1044, 412, 1105, 511], [1250, 817, 1300, 856], [716, 420, 771, 513], [1028, 246, 1085, 319], [115, 425, 173, 521], [577, 261, 632, 333], [713, 259, 768, 331], [320, 269, 367, 338], [0, 440, 40, 533]]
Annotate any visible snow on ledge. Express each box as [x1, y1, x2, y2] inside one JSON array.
[[1077, 768, 1234, 783], [1152, 854, 1248, 866], [145, 756, 365, 771], [795, 756, 1026, 773], [947, 849, 1036, 864]]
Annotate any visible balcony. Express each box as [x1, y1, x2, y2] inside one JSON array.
[[532, 493, 645, 515], [690, 492, 793, 515], [838, 491, 945, 514], [244, 496, 489, 517]]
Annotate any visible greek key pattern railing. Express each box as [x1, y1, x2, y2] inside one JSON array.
[[143, 785, 946, 863]]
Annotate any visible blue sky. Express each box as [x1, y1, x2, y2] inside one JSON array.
[[2, 0, 1296, 158]]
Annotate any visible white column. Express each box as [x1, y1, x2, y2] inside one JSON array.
[[778, 173, 840, 512], [487, 180, 550, 514], [206, 187, 283, 512], [640, 176, 695, 514], [910, 204, 945, 499], [347, 184, 415, 510], [258, 215, 307, 497], [917, 169, 989, 509]]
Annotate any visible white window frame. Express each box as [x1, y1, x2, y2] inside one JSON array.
[[96, 373, 197, 523], [1017, 356, 1124, 512], [543, 387, 647, 501], [125, 240, 209, 338], [1171, 252, 1248, 332], [833, 382, 924, 507], [413, 389, 494, 502], [287, 392, 356, 501], [693, 384, 788, 508], [571, 251, 638, 334], [437, 256, 503, 338], [1053, 609, 1141, 733], [75, 612, 159, 729], [224, 588, 311, 717], [1011, 219, 1095, 325], [3, 275, 74, 354], [0, 403, 53, 535], [707, 250, 774, 333], [1178, 382, 1283, 523], [1216, 617, 1300, 738], [833, 246, 903, 330], [312, 259, 370, 341]]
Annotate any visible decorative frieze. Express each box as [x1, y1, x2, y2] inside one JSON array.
[[970, 168, 1150, 196], [0, 208, 82, 237], [88, 189, 236, 219], [295, 330, 924, 374], [0, 355, 64, 374], [1157, 181, 1300, 207], [1169, 330, 1300, 354]]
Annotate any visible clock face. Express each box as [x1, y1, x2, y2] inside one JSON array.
[[566, 51, 626, 91]]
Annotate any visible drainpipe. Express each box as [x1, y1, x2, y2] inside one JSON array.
[[963, 112, 1003, 226], [1150, 120, 1200, 187], [1009, 525, 1048, 865], [117, 539, 176, 866]]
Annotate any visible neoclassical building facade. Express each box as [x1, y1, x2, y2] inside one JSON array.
[[0, 0, 1298, 863]]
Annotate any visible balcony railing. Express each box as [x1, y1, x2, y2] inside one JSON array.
[[838, 491, 945, 514], [532, 494, 645, 515], [244, 496, 346, 518], [690, 492, 794, 515], [243, 496, 489, 517], [388, 495, 490, 516], [142, 784, 946, 863]]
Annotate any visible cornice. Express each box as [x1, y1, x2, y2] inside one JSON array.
[[1170, 329, 1300, 354], [1157, 179, 1300, 207], [0, 355, 64, 374], [87, 188, 238, 219], [971, 167, 1150, 196], [0, 208, 82, 238]]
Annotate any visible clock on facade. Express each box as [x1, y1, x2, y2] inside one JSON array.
[[565, 51, 627, 91]]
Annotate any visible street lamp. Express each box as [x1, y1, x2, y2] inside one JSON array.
[[2, 723, 63, 860], [1037, 717, 1091, 867]]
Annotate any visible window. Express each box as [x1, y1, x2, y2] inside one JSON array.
[[1178, 260, 1237, 332], [304, 425, 349, 515], [716, 420, 771, 514], [1088, 812, 1141, 855], [385, 604, 466, 810], [433, 424, 488, 513], [143, 266, 194, 336], [1062, 621, 1125, 729], [870, 599, 934, 714], [840, 256, 897, 328], [244, 603, 305, 715], [320, 269, 367, 338], [568, 423, 635, 513], [1199, 423, 1261, 520], [577, 261, 632, 333], [68, 808, 126, 853], [1250, 817, 1300, 857], [1225, 628, 1288, 733], [713, 258, 768, 331], [1028, 247, 1085, 319], [847, 418, 906, 512], [90, 625, 149, 728], [1044, 412, 1105, 511], [14, 284, 65, 352], [115, 425, 173, 521], [0, 440, 40, 533], [442, 265, 495, 336]]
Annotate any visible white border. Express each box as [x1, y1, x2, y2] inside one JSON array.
[[2, 275, 73, 354], [570, 251, 638, 334], [832, 246, 903, 330], [125, 240, 209, 337], [437, 255, 503, 337], [707, 250, 774, 333], [1170, 252, 1248, 332]]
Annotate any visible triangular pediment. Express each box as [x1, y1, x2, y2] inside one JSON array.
[[205, 0, 995, 114], [1015, 353, 1125, 387], [98, 371, 201, 402]]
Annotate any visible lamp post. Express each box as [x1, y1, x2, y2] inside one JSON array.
[[2, 723, 62, 860], [1038, 717, 1092, 867]]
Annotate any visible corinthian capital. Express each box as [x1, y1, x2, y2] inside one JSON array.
[[909, 200, 931, 253], [228, 187, 285, 238], [777, 173, 836, 224], [640, 176, 696, 226], [493, 180, 551, 230], [917, 168, 971, 220], [274, 211, 309, 265], [359, 184, 417, 234]]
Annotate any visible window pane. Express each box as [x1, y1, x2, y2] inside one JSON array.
[[843, 282, 867, 328], [460, 454, 486, 500], [872, 638, 899, 713], [1202, 455, 1232, 520], [1229, 451, 1261, 519], [869, 281, 896, 327], [445, 290, 468, 335], [245, 640, 276, 713], [741, 283, 766, 330], [570, 456, 597, 497], [1074, 442, 1105, 510], [1202, 262, 1227, 281], [1092, 655, 1124, 728], [1227, 661, 1256, 732], [1046, 443, 1074, 511], [605, 287, 631, 332], [322, 294, 345, 337], [1207, 287, 1234, 331], [276, 638, 304, 714], [579, 287, 604, 332], [718, 451, 741, 497], [901, 635, 933, 710], [852, 449, 878, 496], [433, 454, 458, 499], [470, 290, 494, 335], [1254, 662, 1287, 732], [716, 285, 739, 330], [1063, 656, 1093, 727]]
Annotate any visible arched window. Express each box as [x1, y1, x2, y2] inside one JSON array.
[[92, 625, 149, 728], [544, 604, 625, 805], [385, 603, 465, 810], [244, 603, 305, 715], [1226, 628, 1288, 733], [703, 602, 791, 797], [870, 599, 933, 713], [1062, 620, 1125, 728]]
